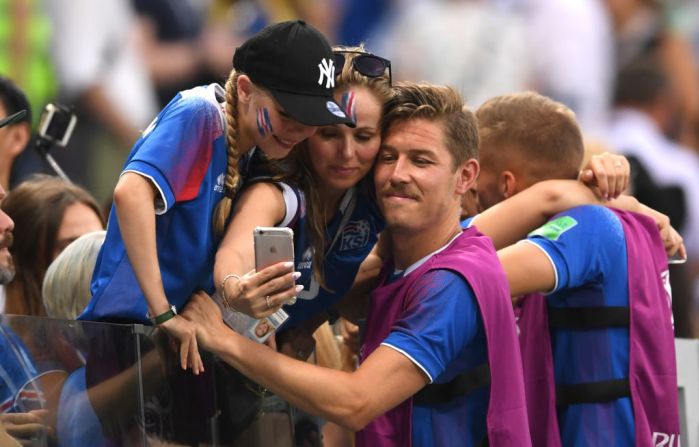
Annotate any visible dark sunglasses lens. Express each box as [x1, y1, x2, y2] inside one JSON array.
[[333, 53, 346, 72], [354, 55, 388, 77]]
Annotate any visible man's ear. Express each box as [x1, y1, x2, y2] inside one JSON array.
[[500, 170, 517, 199], [455, 159, 479, 195], [6, 123, 30, 158], [236, 74, 254, 104]]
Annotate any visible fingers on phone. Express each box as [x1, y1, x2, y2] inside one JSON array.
[[255, 262, 294, 285]]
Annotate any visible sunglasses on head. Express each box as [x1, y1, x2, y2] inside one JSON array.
[[332, 50, 392, 85]]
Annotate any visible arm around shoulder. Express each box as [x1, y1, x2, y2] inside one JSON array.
[[475, 180, 600, 249]]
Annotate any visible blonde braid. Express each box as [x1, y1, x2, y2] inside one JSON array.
[[213, 70, 242, 236]]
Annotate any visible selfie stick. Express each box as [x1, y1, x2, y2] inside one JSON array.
[[35, 138, 71, 182], [34, 103, 77, 183]]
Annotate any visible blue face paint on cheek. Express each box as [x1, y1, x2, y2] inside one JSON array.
[[256, 107, 274, 137], [256, 108, 266, 136], [341, 91, 358, 123], [263, 107, 274, 135]]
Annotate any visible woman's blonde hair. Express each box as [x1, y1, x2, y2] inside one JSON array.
[[212, 70, 243, 236], [42, 231, 106, 319], [280, 46, 393, 287]]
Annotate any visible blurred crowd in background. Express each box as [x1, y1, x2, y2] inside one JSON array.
[[2, 0, 699, 336]]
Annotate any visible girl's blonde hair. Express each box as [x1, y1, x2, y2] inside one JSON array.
[[212, 70, 243, 236], [280, 46, 393, 287]]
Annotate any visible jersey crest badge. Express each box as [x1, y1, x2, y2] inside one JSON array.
[[339, 219, 370, 252]]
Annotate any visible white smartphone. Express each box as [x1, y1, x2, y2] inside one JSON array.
[[254, 227, 295, 271]]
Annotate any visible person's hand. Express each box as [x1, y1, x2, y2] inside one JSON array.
[[222, 262, 303, 318], [664, 225, 687, 262], [0, 410, 52, 446], [160, 314, 204, 375], [182, 291, 231, 351], [638, 204, 687, 260], [339, 319, 360, 356], [277, 327, 316, 361], [579, 152, 630, 200]]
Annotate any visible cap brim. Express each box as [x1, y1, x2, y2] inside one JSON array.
[[270, 90, 356, 128], [0, 110, 27, 128]]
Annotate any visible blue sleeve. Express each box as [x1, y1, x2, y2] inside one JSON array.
[[124, 93, 222, 212], [0, 328, 40, 411], [382, 270, 479, 382], [461, 215, 476, 229], [525, 205, 625, 292]]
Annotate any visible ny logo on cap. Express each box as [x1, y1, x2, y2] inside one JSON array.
[[317, 58, 335, 89]]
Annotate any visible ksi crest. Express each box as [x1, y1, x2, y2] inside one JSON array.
[[339, 220, 370, 252]]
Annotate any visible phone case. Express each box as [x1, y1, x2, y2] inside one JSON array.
[[254, 227, 295, 271]]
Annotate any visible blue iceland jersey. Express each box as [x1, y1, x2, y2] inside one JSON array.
[[57, 368, 106, 447], [80, 84, 230, 323], [382, 269, 489, 447], [281, 186, 385, 330], [0, 326, 45, 413], [525, 205, 634, 447]]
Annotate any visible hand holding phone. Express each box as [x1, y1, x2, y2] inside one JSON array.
[[233, 227, 296, 342]]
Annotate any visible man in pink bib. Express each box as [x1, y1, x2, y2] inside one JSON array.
[[476, 92, 681, 447]]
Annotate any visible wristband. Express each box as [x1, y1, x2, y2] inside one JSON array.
[[147, 304, 177, 325]]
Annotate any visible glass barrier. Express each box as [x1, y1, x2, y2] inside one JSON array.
[[0, 315, 293, 446]]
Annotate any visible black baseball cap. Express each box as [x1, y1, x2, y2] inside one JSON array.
[[0, 110, 27, 129], [233, 20, 355, 127]]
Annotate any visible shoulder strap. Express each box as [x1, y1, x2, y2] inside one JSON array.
[[547, 304, 631, 406], [413, 363, 490, 406], [556, 379, 631, 406], [547, 306, 630, 329]]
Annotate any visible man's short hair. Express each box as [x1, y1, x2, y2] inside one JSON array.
[[476, 92, 583, 180], [0, 76, 31, 124], [381, 82, 479, 168]]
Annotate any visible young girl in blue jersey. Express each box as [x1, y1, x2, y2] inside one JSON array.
[[79, 20, 353, 374], [212, 46, 392, 341]]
